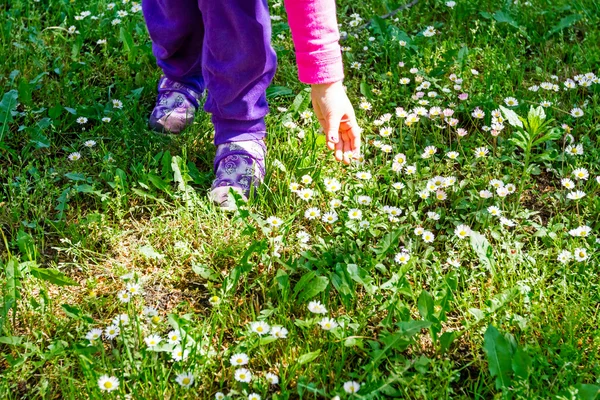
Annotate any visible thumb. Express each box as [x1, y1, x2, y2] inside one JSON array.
[[325, 112, 342, 144]]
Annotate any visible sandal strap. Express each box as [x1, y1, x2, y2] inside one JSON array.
[[157, 76, 202, 108], [213, 140, 266, 177]]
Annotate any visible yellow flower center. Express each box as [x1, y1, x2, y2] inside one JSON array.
[[104, 382, 113, 389], [182, 378, 190, 385]]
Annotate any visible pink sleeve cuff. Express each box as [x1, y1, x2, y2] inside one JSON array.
[[296, 47, 344, 84], [284, 0, 345, 85]]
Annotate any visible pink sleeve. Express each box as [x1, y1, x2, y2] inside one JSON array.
[[284, 0, 344, 84]]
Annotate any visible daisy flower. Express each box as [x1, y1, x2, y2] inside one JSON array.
[[322, 212, 338, 224], [266, 216, 283, 228], [422, 231, 435, 243], [117, 290, 131, 303], [557, 250, 572, 264], [319, 317, 339, 330], [112, 99, 123, 109], [474, 147, 489, 158], [68, 152, 81, 161], [250, 321, 270, 335], [248, 394, 261, 400], [570, 107, 584, 118], [422, 145, 437, 158], [394, 252, 410, 264], [573, 248, 588, 262], [500, 217, 516, 227], [343, 381, 361, 394], [330, 198, 342, 208], [271, 325, 289, 339], [305, 208, 321, 220], [104, 325, 120, 340], [379, 126, 393, 137], [172, 346, 190, 362], [487, 206, 502, 216], [126, 282, 141, 295], [301, 174, 312, 184], [446, 151, 459, 160], [356, 171, 372, 180], [297, 188, 314, 201], [235, 368, 252, 383], [572, 168, 589, 180], [175, 372, 194, 388], [357, 195, 372, 205], [230, 353, 249, 366], [265, 372, 280, 385], [568, 226, 591, 237], [308, 300, 327, 314], [504, 97, 519, 107], [98, 375, 119, 392], [348, 209, 363, 220], [454, 224, 471, 239], [86, 328, 103, 341], [480, 190, 493, 199], [144, 334, 162, 348], [167, 330, 181, 345], [565, 144, 583, 156], [567, 191, 586, 200]]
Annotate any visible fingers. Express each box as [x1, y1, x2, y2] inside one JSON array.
[[325, 112, 341, 147]]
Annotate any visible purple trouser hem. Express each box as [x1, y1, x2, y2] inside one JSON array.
[[213, 118, 266, 145]]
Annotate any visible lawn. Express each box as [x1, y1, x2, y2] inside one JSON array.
[[1, 0, 599, 398]]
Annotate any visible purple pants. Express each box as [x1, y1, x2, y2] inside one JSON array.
[[142, 0, 277, 145]]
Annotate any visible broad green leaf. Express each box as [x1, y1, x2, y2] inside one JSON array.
[[397, 320, 432, 337], [493, 10, 520, 29], [417, 290, 434, 320], [576, 384, 600, 400], [512, 346, 531, 379], [439, 331, 457, 353], [61, 304, 93, 323], [470, 231, 495, 272], [291, 88, 310, 113], [0, 89, 18, 141], [75, 184, 96, 193], [373, 229, 402, 257], [259, 336, 278, 346], [29, 266, 78, 286], [499, 105, 523, 128], [298, 276, 329, 302], [138, 244, 164, 260], [293, 271, 316, 297], [266, 85, 294, 99], [17, 230, 36, 261], [147, 173, 172, 194], [297, 349, 320, 365], [224, 265, 242, 294], [191, 262, 219, 281], [483, 325, 513, 389], [346, 264, 376, 295], [0, 336, 23, 345], [545, 14, 582, 39], [65, 172, 86, 181]]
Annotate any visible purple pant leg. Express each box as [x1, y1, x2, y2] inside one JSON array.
[[197, 0, 277, 145], [142, 0, 205, 93]]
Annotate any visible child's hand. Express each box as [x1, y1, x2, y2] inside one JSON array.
[[311, 81, 361, 164]]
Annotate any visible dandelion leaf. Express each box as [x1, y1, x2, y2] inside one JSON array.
[[483, 324, 513, 389]]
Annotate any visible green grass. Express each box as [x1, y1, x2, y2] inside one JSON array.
[[1, 0, 600, 398]]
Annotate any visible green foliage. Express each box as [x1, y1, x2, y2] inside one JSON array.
[[1, 0, 599, 398]]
